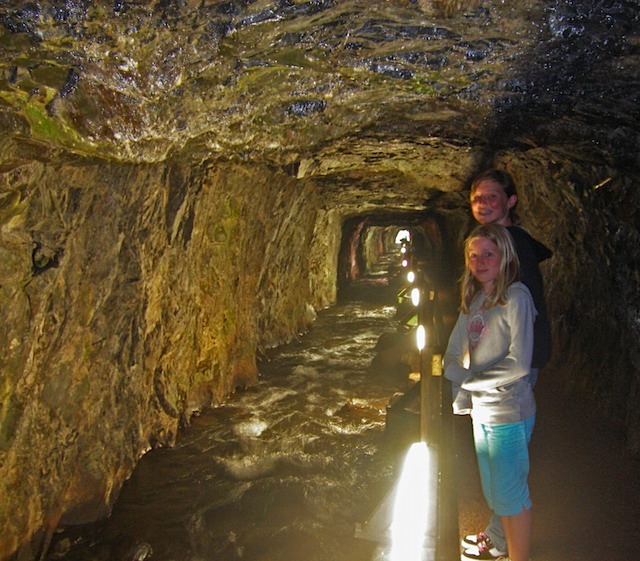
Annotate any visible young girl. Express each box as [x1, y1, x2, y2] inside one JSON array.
[[469, 168, 552, 387], [444, 224, 536, 561]]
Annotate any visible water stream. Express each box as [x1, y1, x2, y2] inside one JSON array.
[[52, 281, 417, 561]]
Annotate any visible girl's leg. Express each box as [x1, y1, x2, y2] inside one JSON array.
[[471, 422, 508, 553], [502, 506, 532, 561], [475, 416, 535, 561], [484, 512, 507, 553]]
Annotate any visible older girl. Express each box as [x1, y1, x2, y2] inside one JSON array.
[[445, 224, 536, 561]]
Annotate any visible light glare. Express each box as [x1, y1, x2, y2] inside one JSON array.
[[389, 442, 432, 561], [395, 229, 411, 244], [411, 287, 420, 307], [416, 325, 426, 351]]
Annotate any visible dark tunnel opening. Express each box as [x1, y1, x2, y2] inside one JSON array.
[[336, 210, 462, 306]]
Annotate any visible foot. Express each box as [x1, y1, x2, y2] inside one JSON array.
[[460, 532, 488, 549], [461, 534, 507, 561]]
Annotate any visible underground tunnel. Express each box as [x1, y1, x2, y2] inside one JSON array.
[[0, 1, 639, 560]]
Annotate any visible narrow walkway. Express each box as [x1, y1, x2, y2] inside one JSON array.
[[454, 362, 640, 561]]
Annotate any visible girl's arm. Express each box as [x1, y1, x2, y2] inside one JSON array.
[[444, 311, 471, 385], [444, 311, 473, 414]]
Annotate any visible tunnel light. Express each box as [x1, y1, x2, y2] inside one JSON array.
[[407, 270, 415, 283], [389, 442, 433, 561], [411, 287, 420, 307], [400, 245, 407, 254], [416, 325, 426, 351], [401, 259, 408, 268], [395, 229, 411, 244]]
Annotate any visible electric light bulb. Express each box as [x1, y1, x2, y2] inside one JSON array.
[[411, 287, 420, 307], [416, 325, 426, 351]]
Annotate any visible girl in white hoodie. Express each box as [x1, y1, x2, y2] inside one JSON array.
[[445, 224, 536, 561]]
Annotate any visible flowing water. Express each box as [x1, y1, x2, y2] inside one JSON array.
[[52, 281, 419, 561]]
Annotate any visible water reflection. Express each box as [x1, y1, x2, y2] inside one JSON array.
[[54, 287, 412, 561]]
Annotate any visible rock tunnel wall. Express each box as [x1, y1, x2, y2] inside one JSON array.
[[1, 143, 640, 561], [0, 157, 324, 560], [0, 0, 638, 558]]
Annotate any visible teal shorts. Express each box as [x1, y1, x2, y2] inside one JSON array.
[[472, 416, 535, 517]]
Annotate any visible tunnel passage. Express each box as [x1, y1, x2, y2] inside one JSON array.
[[335, 209, 464, 341], [1, 1, 640, 559], [337, 211, 459, 295]]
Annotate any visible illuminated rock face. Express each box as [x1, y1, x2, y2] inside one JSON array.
[[0, 1, 638, 559]]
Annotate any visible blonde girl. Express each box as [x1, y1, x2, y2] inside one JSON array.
[[445, 223, 537, 561]]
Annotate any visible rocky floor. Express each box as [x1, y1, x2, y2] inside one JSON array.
[[453, 364, 640, 561]]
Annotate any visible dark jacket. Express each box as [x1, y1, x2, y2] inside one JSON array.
[[507, 225, 552, 368]]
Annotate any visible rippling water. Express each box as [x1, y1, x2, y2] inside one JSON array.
[[54, 285, 416, 561]]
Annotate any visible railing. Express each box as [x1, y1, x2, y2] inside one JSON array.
[[355, 261, 459, 561]]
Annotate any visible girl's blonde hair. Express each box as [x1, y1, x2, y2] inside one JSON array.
[[461, 224, 521, 313]]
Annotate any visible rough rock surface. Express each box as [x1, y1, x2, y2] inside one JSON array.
[[0, 1, 639, 559]]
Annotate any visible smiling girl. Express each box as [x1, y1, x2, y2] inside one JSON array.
[[444, 223, 537, 561]]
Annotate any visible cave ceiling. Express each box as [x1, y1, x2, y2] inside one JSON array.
[[0, 0, 638, 211]]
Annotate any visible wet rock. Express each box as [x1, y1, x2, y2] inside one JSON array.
[[286, 99, 326, 116], [0, 1, 639, 559]]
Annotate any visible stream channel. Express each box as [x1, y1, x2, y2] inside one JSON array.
[[50, 276, 421, 561]]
